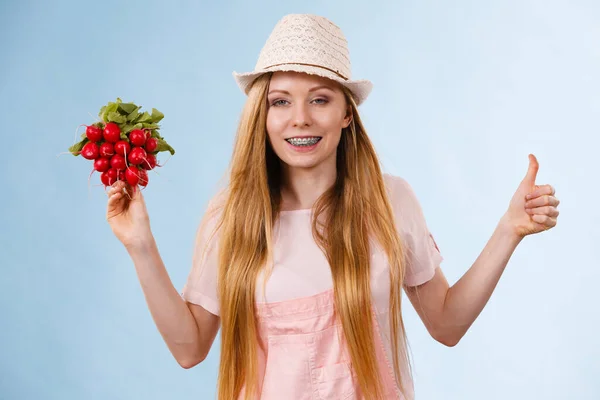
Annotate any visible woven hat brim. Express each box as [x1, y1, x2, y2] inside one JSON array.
[[233, 64, 373, 106]]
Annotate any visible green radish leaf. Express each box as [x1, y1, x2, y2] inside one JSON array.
[[101, 103, 119, 122], [150, 130, 164, 140], [120, 132, 128, 140], [136, 111, 152, 123], [107, 111, 127, 124], [141, 122, 159, 130], [156, 139, 175, 155], [69, 137, 89, 155], [150, 108, 164, 123], [126, 109, 140, 122], [122, 124, 136, 134], [118, 103, 138, 115]]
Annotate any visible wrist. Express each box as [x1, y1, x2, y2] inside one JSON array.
[[124, 232, 156, 254], [498, 215, 524, 246]]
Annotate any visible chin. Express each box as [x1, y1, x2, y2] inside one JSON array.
[[281, 156, 323, 170], [279, 146, 336, 171]]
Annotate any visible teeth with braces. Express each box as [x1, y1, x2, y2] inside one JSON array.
[[286, 137, 321, 146]]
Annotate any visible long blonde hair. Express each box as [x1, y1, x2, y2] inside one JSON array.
[[214, 72, 410, 399]]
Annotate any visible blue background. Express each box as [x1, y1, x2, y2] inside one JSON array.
[[1, 0, 598, 399]]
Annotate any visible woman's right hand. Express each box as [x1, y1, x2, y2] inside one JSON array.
[[106, 180, 153, 249]]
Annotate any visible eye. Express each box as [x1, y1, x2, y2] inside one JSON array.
[[312, 98, 328, 105], [271, 99, 289, 107]]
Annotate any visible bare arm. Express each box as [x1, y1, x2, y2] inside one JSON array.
[[127, 237, 220, 368], [405, 220, 522, 347], [405, 155, 560, 347]]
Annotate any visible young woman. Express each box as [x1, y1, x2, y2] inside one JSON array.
[[105, 14, 560, 400]]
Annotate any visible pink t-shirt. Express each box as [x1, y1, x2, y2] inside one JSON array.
[[181, 173, 443, 394]]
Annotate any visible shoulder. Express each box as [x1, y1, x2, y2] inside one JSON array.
[[382, 173, 429, 229], [382, 173, 420, 207], [205, 186, 229, 216], [383, 172, 409, 190], [196, 186, 229, 239]]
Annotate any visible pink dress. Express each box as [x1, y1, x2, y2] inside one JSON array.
[[181, 174, 443, 399]]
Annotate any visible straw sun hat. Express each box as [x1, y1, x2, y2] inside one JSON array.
[[232, 14, 373, 106]]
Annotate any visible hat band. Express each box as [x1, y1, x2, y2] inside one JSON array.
[[262, 62, 348, 80]]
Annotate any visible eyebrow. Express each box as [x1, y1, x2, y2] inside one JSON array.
[[268, 85, 335, 96]]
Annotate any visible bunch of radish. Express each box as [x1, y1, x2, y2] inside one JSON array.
[[68, 98, 175, 188]]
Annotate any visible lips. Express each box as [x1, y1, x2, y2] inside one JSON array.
[[285, 136, 322, 146]]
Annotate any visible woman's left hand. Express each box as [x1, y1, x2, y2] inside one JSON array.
[[501, 154, 560, 239]]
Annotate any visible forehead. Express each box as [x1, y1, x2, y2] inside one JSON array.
[[268, 71, 342, 93]]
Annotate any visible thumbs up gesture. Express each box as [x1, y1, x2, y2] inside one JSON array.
[[501, 154, 560, 238]]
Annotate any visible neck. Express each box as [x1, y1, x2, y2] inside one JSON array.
[[279, 158, 337, 211]]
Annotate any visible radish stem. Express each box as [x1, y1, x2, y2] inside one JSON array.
[[73, 123, 86, 147]]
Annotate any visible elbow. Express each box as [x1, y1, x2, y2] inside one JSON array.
[[178, 358, 199, 369], [177, 351, 207, 369], [437, 335, 460, 348], [432, 329, 463, 348]]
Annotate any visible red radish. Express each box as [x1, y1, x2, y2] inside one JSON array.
[[107, 168, 118, 183], [138, 169, 148, 186], [103, 122, 121, 143], [125, 166, 141, 186], [110, 154, 127, 170], [141, 153, 157, 170], [86, 125, 103, 142], [145, 137, 158, 153], [68, 100, 173, 190], [100, 171, 111, 186], [101, 168, 118, 186], [81, 142, 99, 160], [128, 147, 147, 165], [94, 157, 110, 172], [99, 142, 114, 157], [130, 130, 146, 147], [114, 140, 131, 157]]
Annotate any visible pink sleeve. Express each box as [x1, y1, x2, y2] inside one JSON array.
[[180, 193, 224, 316], [384, 174, 444, 287]]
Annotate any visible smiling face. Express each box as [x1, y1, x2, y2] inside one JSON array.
[[265, 71, 353, 172]]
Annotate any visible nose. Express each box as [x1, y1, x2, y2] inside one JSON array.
[[292, 102, 311, 127]]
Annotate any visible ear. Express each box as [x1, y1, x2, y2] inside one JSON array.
[[343, 105, 353, 128]]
